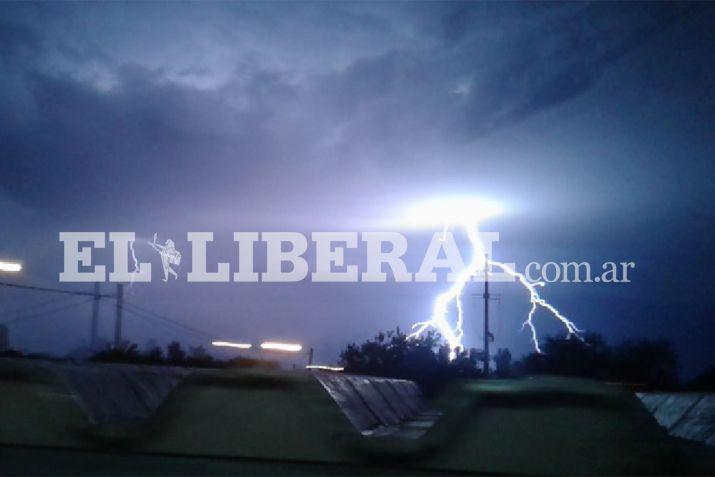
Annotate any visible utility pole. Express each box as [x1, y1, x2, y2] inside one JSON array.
[[114, 283, 124, 348], [90, 283, 100, 350], [483, 254, 490, 377], [308, 347, 314, 366]]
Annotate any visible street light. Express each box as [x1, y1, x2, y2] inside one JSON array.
[[212, 340, 252, 349], [305, 365, 343, 372], [0, 261, 22, 273], [260, 341, 302, 352]]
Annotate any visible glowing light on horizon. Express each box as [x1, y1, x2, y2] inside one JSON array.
[[407, 198, 580, 358], [0, 261, 22, 272], [212, 340, 252, 349], [306, 365, 344, 371], [260, 341, 303, 352]]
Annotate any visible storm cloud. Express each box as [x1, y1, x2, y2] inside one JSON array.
[[1, 2, 714, 375]]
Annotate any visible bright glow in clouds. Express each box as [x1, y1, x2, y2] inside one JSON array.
[[406, 197, 580, 358], [260, 341, 303, 352], [212, 340, 252, 349], [404, 197, 505, 230], [0, 261, 22, 272]]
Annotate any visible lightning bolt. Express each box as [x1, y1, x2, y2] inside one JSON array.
[[409, 220, 581, 358], [130, 240, 140, 273], [128, 240, 141, 287]]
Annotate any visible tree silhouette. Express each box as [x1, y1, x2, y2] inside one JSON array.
[[339, 327, 480, 394], [166, 341, 186, 365], [610, 340, 677, 389], [494, 348, 513, 378], [515, 333, 679, 388]]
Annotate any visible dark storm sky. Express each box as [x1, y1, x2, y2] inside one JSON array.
[[1, 2, 714, 376]]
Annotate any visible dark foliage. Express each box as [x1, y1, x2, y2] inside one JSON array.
[[339, 328, 481, 395], [610, 340, 678, 389], [89, 341, 275, 369], [686, 366, 715, 391], [494, 348, 512, 378], [145, 346, 164, 363], [340, 327, 680, 391], [0, 349, 25, 358], [225, 356, 280, 370], [166, 341, 187, 365], [89, 342, 143, 364], [186, 345, 218, 367], [516, 333, 678, 389], [516, 333, 610, 380]]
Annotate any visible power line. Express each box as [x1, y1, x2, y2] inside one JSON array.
[[123, 303, 213, 339], [2, 297, 95, 326], [120, 305, 203, 342], [1, 295, 77, 317], [0, 281, 113, 298], [0, 280, 215, 342], [122, 301, 214, 339]]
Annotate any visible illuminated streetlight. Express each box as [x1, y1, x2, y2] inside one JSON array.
[[305, 365, 343, 372], [211, 340, 252, 349], [260, 341, 302, 352], [0, 261, 22, 273]]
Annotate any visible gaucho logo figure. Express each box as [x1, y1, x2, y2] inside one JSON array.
[[149, 233, 181, 282]]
